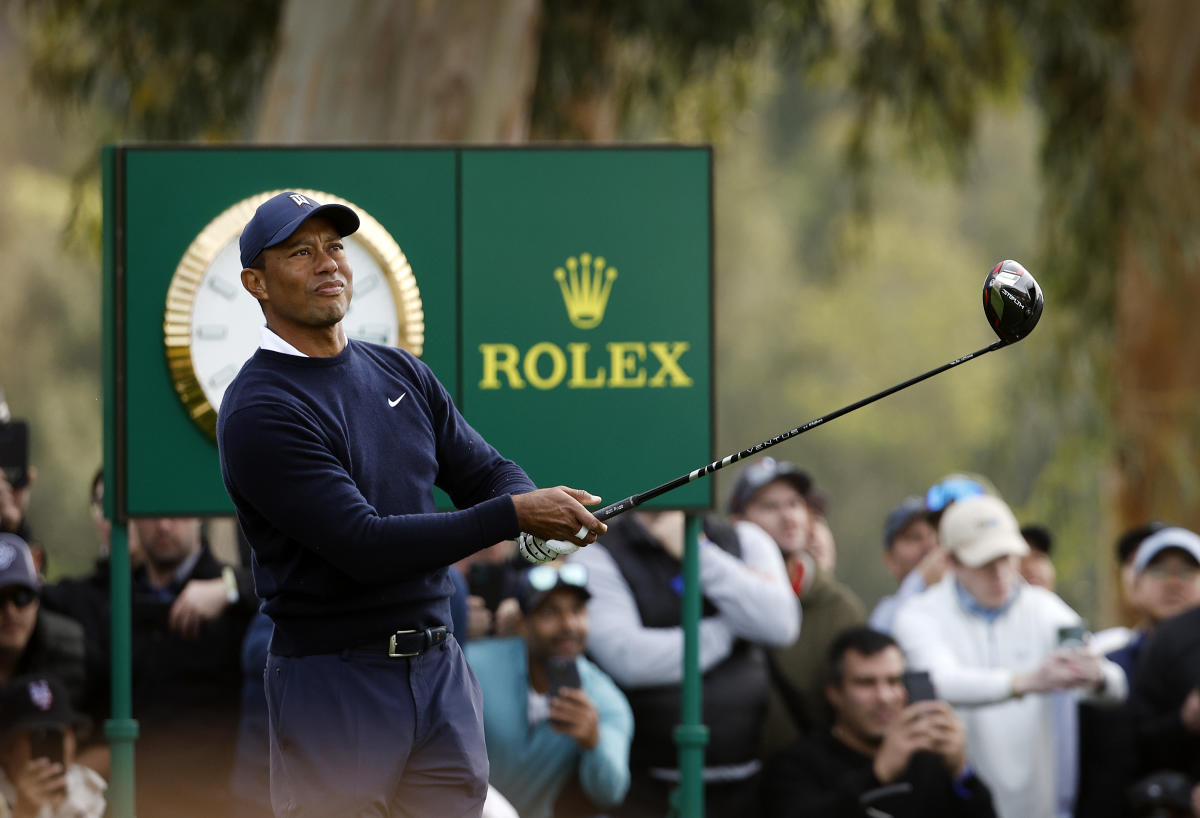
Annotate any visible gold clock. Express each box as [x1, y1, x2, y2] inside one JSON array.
[[164, 189, 424, 440]]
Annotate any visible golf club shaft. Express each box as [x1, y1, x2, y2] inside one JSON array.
[[594, 339, 1007, 522]]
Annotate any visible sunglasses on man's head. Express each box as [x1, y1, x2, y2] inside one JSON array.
[[925, 477, 987, 512], [527, 563, 588, 593], [0, 586, 37, 608]]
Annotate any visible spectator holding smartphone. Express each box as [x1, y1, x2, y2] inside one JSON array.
[[764, 626, 996, 817], [0, 674, 105, 818], [893, 495, 1127, 818], [465, 561, 633, 818]]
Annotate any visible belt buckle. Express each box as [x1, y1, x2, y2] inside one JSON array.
[[388, 629, 420, 658]]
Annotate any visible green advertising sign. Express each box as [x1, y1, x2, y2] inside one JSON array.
[[103, 146, 712, 518], [460, 149, 712, 508]]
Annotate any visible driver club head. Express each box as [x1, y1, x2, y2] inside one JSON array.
[[983, 260, 1043, 343]]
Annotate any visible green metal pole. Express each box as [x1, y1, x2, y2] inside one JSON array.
[[106, 522, 137, 818], [672, 515, 708, 817]]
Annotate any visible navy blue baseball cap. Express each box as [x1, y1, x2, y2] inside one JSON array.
[[883, 496, 930, 550], [0, 675, 90, 737], [0, 533, 39, 591], [239, 191, 360, 269]]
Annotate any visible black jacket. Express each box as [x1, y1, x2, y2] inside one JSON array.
[[15, 608, 87, 712], [763, 729, 997, 818], [1133, 605, 1200, 780]]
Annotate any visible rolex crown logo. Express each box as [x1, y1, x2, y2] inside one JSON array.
[[555, 253, 618, 330]]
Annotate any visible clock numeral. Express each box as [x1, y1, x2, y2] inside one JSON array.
[[207, 276, 239, 300], [208, 365, 239, 390], [355, 275, 379, 296], [194, 324, 229, 341]]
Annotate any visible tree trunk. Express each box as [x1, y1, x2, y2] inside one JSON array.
[[254, 0, 543, 142], [1107, 0, 1200, 622]]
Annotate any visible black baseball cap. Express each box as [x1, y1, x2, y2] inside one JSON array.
[[239, 191, 360, 269], [728, 457, 813, 514], [0, 675, 89, 737]]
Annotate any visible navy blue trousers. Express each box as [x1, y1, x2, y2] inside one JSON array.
[[264, 636, 488, 817]]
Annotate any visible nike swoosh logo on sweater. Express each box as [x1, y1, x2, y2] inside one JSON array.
[[388, 394, 406, 407]]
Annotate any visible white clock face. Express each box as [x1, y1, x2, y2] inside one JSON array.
[[188, 236, 401, 413], [165, 189, 424, 440]]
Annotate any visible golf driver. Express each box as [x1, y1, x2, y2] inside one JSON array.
[[585, 259, 1044, 525]]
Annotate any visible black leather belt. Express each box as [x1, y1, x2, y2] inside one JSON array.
[[358, 626, 449, 658]]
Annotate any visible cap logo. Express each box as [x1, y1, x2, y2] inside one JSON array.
[[0, 544, 14, 570], [28, 679, 53, 711], [288, 193, 314, 208]]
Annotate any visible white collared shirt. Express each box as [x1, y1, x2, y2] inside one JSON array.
[[259, 325, 308, 357]]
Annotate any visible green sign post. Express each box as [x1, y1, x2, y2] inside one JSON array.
[[103, 145, 714, 817]]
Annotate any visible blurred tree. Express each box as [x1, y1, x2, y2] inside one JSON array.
[[840, 0, 1200, 623], [14, 0, 1200, 620], [18, 0, 282, 141]]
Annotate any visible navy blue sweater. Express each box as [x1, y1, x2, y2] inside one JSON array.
[[217, 339, 535, 655]]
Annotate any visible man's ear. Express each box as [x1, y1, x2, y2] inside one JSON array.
[[241, 267, 267, 303], [826, 681, 842, 711]]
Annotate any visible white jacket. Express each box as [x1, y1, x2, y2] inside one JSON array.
[[893, 578, 1125, 818]]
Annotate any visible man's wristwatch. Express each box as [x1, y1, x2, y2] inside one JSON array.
[[221, 565, 240, 605]]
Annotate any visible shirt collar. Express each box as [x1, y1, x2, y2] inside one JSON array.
[[954, 576, 1021, 623], [259, 325, 308, 357]]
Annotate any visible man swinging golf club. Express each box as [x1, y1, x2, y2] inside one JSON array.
[[217, 190, 606, 817]]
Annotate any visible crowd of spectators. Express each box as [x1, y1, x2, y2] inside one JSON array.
[[2, 455, 1200, 818]]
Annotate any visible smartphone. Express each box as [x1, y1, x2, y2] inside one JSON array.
[[902, 670, 937, 703], [0, 420, 29, 489], [467, 563, 508, 613], [1058, 625, 1088, 649], [29, 725, 65, 765], [545, 656, 582, 698]]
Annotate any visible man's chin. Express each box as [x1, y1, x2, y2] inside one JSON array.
[[314, 308, 348, 327]]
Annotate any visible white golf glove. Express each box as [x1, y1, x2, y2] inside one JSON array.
[[518, 532, 580, 564]]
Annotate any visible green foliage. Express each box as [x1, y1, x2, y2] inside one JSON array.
[[713, 90, 1046, 606], [842, 0, 1138, 379], [533, 0, 832, 141], [0, 163, 103, 578], [17, 0, 283, 141], [5, 0, 1161, 620], [845, 0, 1025, 183]]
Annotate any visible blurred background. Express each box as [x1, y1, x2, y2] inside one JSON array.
[[2, 0, 1198, 627]]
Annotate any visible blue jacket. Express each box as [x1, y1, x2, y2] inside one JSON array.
[[466, 637, 633, 818]]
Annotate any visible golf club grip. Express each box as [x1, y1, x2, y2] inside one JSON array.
[[594, 340, 1005, 523]]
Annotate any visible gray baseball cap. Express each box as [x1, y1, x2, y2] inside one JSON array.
[[728, 457, 813, 514]]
